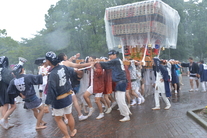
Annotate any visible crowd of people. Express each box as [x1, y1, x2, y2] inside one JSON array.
[[0, 50, 206, 138]]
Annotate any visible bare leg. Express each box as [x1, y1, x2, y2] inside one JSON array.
[[35, 105, 46, 129], [55, 116, 70, 138], [125, 90, 131, 105], [104, 94, 111, 108], [195, 80, 199, 89], [31, 108, 46, 125], [141, 83, 145, 96], [130, 90, 138, 98], [100, 97, 106, 107], [83, 91, 92, 108], [3, 104, 16, 123], [65, 114, 77, 137], [1, 104, 9, 121], [32, 108, 38, 118], [72, 95, 82, 116], [95, 97, 103, 113], [108, 94, 115, 103], [190, 79, 193, 89], [173, 83, 177, 92]]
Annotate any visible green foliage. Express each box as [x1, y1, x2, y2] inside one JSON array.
[[2, 0, 207, 72]]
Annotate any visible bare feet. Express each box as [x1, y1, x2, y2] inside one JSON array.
[[41, 121, 47, 126], [62, 136, 70, 138], [36, 125, 47, 130], [71, 129, 77, 137]]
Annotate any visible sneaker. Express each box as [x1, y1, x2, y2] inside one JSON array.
[[137, 97, 142, 105], [104, 107, 108, 113], [152, 107, 160, 110], [64, 119, 68, 124], [127, 104, 130, 108], [96, 113, 104, 120], [111, 102, 117, 109], [7, 123, 15, 128], [141, 96, 145, 104], [119, 116, 130, 122], [189, 89, 194, 92], [87, 107, 95, 117], [105, 107, 112, 114], [175, 90, 178, 94], [78, 115, 88, 121], [130, 99, 136, 106], [0, 119, 8, 129], [195, 88, 199, 92], [164, 105, 171, 110]]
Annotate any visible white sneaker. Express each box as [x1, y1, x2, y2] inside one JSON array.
[[0, 119, 8, 129], [195, 88, 199, 92], [104, 107, 108, 113], [164, 105, 171, 110], [87, 107, 95, 117], [105, 107, 112, 114], [7, 123, 15, 128], [127, 104, 130, 108], [141, 96, 145, 104], [175, 90, 178, 94], [111, 102, 117, 109], [152, 107, 160, 110], [64, 119, 68, 124], [79, 115, 88, 121], [96, 113, 104, 119], [189, 89, 194, 92], [137, 97, 142, 105], [130, 99, 136, 106], [119, 116, 130, 122]]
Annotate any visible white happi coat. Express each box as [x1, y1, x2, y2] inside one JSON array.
[[155, 71, 165, 94]]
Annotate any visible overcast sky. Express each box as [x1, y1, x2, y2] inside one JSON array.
[[0, 0, 59, 41], [0, 0, 202, 41]]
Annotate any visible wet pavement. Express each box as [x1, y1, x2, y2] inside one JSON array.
[[1, 76, 207, 138]]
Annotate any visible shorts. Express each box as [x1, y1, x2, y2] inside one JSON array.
[[190, 77, 198, 80], [6, 97, 15, 105], [25, 95, 42, 109], [87, 86, 103, 97], [131, 81, 138, 91], [53, 103, 73, 116]]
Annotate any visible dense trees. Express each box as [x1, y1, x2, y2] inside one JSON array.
[[1, 0, 207, 72]]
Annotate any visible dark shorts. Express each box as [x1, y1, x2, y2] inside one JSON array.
[[25, 95, 42, 109], [2, 97, 15, 105], [3, 93, 15, 105]]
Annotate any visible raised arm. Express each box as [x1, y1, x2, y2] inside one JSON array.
[[62, 60, 91, 68]]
